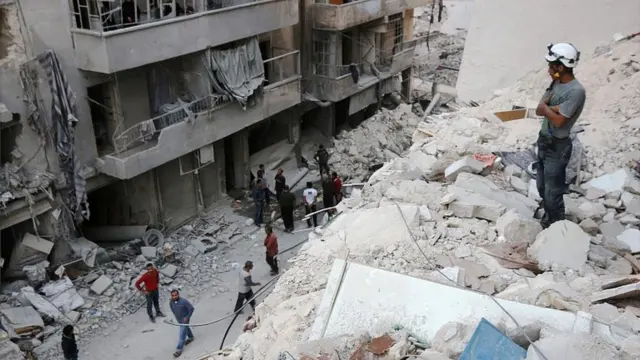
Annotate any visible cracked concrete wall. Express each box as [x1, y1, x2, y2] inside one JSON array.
[[457, 0, 640, 102]]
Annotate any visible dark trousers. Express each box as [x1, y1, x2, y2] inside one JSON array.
[[266, 253, 279, 273], [536, 133, 572, 229], [318, 162, 330, 177], [305, 204, 317, 227], [255, 201, 264, 225], [264, 188, 271, 205], [234, 289, 256, 312], [276, 188, 283, 201], [146, 290, 161, 318], [335, 192, 343, 204], [281, 206, 294, 230]]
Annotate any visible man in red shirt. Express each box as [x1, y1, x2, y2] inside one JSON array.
[[135, 263, 165, 322], [264, 225, 279, 275], [332, 171, 343, 204]]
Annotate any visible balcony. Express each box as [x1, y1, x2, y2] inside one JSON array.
[[309, 44, 415, 102], [312, 0, 430, 30], [70, 0, 298, 73], [99, 51, 301, 179]]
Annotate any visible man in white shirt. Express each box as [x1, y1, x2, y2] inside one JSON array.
[[302, 182, 318, 228]]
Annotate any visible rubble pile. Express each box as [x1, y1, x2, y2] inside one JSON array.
[[0, 213, 254, 359], [0, 162, 56, 207], [224, 37, 640, 359], [328, 105, 421, 182]]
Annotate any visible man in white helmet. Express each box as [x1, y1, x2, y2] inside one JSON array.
[[534, 43, 586, 228]]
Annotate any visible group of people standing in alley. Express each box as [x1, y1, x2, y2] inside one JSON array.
[[251, 144, 343, 230]]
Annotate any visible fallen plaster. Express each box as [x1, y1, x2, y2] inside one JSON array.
[[310, 259, 603, 342]]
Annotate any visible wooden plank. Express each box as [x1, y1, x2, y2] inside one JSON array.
[[600, 274, 640, 290], [493, 109, 527, 122], [625, 254, 640, 274]]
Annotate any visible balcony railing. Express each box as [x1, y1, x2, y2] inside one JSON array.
[[69, 0, 257, 33], [112, 94, 232, 153]]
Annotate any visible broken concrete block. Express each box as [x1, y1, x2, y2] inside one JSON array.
[[428, 267, 465, 286], [448, 186, 506, 221], [624, 195, 640, 217], [526, 332, 619, 360], [619, 214, 640, 226], [140, 246, 157, 259], [510, 176, 528, 195], [191, 237, 218, 254], [454, 245, 472, 258], [621, 335, 640, 360], [527, 221, 590, 270], [90, 275, 113, 295], [577, 200, 608, 221], [160, 264, 178, 278], [585, 187, 606, 200], [602, 235, 632, 254], [444, 156, 485, 181], [587, 245, 617, 268], [432, 322, 472, 358], [454, 173, 538, 218], [496, 209, 542, 244], [600, 220, 626, 238], [183, 245, 200, 257], [617, 228, 640, 253], [585, 168, 640, 195], [578, 218, 599, 235], [65, 310, 80, 323]]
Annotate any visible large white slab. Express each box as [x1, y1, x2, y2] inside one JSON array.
[[310, 260, 598, 341]]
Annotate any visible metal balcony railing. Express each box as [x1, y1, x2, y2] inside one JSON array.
[[69, 0, 258, 33], [263, 50, 301, 86]]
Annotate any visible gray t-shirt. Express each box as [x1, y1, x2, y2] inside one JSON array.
[[238, 269, 252, 293], [539, 79, 586, 139]]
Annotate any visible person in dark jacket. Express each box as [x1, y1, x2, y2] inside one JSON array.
[[170, 290, 195, 357], [61, 325, 78, 360], [264, 225, 279, 275], [322, 178, 335, 217], [314, 145, 330, 178], [252, 179, 266, 226], [274, 168, 286, 201], [121, 0, 140, 27], [278, 185, 296, 232]]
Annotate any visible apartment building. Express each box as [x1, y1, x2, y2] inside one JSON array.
[[0, 0, 300, 277], [299, 0, 425, 136]]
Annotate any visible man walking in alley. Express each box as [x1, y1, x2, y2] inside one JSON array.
[[135, 263, 165, 323], [264, 225, 279, 275], [303, 181, 318, 228], [234, 261, 261, 313], [253, 179, 266, 226], [274, 168, 286, 201], [279, 185, 296, 232], [170, 289, 195, 358], [314, 144, 330, 178], [535, 43, 586, 229]]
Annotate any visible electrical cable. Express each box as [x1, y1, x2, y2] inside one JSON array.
[[389, 200, 550, 360]]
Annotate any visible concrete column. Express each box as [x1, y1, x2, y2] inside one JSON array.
[[361, 31, 376, 73], [308, 105, 335, 138], [329, 32, 340, 77], [288, 108, 301, 144], [232, 130, 250, 188]]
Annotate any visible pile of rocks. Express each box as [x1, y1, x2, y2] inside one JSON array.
[[221, 37, 640, 360], [328, 104, 421, 182]]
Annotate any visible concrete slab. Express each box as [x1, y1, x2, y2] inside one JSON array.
[[22, 233, 54, 254], [0, 306, 44, 333], [585, 168, 640, 195], [590, 283, 640, 303], [444, 156, 485, 181], [527, 221, 590, 270], [599, 221, 626, 239], [310, 260, 600, 343], [90, 275, 113, 295], [141, 246, 157, 259], [448, 186, 506, 222], [454, 173, 538, 218], [191, 237, 218, 253], [160, 264, 178, 278], [617, 229, 640, 253], [509, 176, 528, 196]]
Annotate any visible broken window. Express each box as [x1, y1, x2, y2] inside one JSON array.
[[313, 30, 334, 77], [378, 13, 404, 66]]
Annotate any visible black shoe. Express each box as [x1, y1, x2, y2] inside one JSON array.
[[185, 337, 194, 346], [150, 316, 156, 323], [156, 312, 165, 317], [270, 271, 278, 276]]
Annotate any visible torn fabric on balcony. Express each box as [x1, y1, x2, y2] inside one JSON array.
[[208, 37, 265, 109]]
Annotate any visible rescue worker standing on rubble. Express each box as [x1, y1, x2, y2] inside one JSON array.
[[535, 42, 586, 229]]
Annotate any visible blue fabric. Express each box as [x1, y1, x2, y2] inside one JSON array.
[[536, 133, 572, 228], [254, 201, 264, 225], [176, 325, 194, 350]]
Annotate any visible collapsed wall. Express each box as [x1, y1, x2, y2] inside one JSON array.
[[218, 37, 640, 359]]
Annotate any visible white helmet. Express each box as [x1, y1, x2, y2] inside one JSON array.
[[545, 43, 580, 68]]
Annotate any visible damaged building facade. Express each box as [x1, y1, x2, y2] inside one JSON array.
[[299, 0, 424, 136], [0, 0, 301, 281]]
